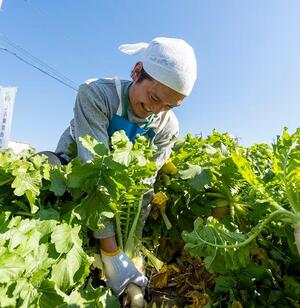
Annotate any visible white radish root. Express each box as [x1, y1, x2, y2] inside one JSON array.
[[126, 283, 147, 308]]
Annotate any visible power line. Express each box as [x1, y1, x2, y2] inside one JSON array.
[[1, 1, 81, 92], [0, 34, 78, 89], [0, 47, 78, 92]]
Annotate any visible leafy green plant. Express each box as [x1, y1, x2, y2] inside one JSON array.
[[183, 128, 300, 259], [0, 131, 159, 307], [151, 129, 300, 306]]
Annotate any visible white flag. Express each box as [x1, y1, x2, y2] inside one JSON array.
[[0, 1, 3, 10], [0, 87, 17, 150]]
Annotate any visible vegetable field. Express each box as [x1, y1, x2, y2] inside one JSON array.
[[0, 129, 300, 307]]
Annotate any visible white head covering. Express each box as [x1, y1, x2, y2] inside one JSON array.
[[119, 37, 197, 96]]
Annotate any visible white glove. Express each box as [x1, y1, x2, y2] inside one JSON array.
[[101, 248, 148, 297]]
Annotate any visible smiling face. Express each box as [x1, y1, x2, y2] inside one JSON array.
[[128, 62, 185, 119]]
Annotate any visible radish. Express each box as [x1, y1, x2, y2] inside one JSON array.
[[126, 283, 147, 308]]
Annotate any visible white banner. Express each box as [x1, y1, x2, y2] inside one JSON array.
[[0, 87, 17, 150]]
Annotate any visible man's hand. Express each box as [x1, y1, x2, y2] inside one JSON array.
[[100, 248, 148, 297]]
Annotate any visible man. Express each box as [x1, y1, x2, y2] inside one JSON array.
[[46, 37, 197, 297]]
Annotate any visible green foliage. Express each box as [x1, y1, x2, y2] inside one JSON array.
[[0, 131, 156, 306], [182, 217, 251, 272], [0, 211, 94, 306], [2, 127, 300, 307], [151, 128, 300, 306]]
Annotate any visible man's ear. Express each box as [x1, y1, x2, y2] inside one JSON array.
[[131, 62, 143, 81]]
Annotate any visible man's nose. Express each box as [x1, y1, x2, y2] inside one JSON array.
[[150, 101, 163, 114]]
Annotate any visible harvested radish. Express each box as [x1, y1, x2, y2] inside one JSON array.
[[126, 283, 147, 308]]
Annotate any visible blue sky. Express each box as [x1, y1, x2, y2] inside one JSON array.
[[0, 1, 299, 151]]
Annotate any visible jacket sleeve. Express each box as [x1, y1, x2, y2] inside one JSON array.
[[73, 82, 111, 163], [141, 112, 179, 187], [152, 111, 179, 169]]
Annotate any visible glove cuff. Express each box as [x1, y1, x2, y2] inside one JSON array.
[[101, 247, 121, 257]]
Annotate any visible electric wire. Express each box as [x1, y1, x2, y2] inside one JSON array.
[[0, 34, 78, 89], [0, 47, 78, 92]]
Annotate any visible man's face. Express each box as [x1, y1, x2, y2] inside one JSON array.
[[128, 63, 185, 119]]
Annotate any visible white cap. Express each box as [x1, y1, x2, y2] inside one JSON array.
[[119, 37, 197, 96]]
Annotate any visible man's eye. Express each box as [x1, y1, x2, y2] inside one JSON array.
[[151, 95, 158, 102]]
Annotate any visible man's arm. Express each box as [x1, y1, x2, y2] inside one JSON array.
[[152, 111, 179, 168], [73, 82, 111, 162]]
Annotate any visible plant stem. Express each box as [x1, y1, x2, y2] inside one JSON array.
[[161, 211, 172, 230], [15, 211, 34, 217], [139, 244, 164, 272], [125, 195, 144, 258], [195, 209, 295, 249], [294, 226, 300, 256], [115, 211, 123, 250], [206, 192, 225, 198], [0, 178, 13, 186]]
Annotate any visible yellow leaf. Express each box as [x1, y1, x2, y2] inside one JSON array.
[[186, 291, 209, 307], [167, 264, 180, 273], [152, 270, 169, 289], [232, 299, 243, 308], [152, 192, 168, 211], [161, 160, 178, 175]]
